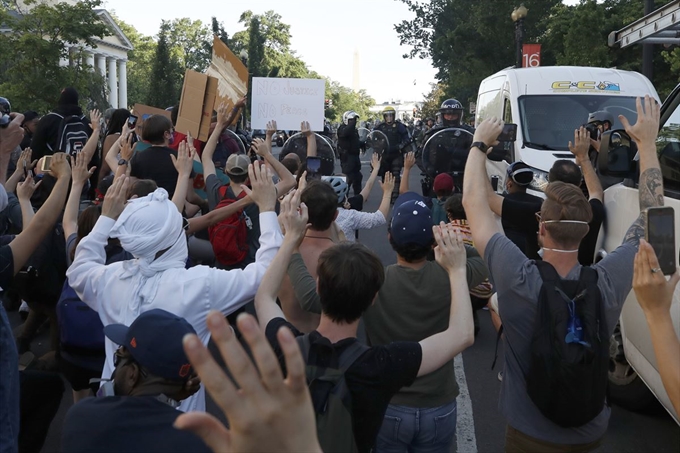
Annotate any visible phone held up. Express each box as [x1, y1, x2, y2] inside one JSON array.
[[127, 115, 138, 129], [306, 156, 322, 181], [40, 155, 52, 173], [645, 206, 677, 275]]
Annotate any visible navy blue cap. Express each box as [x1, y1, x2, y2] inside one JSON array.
[[104, 309, 196, 382], [391, 192, 433, 246], [506, 161, 534, 186]]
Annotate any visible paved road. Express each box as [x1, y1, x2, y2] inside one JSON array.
[[8, 150, 680, 452]]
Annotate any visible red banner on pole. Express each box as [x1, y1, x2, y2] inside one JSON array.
[[522, 44, 541, 67]]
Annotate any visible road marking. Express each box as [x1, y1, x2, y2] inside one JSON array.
[[455, 354, 478, 453]]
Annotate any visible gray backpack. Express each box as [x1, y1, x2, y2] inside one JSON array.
[[296, 334, 368, 453]]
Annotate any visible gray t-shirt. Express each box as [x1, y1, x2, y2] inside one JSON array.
[[485, 233, 637, 444]]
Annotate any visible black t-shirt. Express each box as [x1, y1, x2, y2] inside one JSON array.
[[0, 244, 14, 289], [129, 146, 180, 197], [501, 192, 543, 260], [266, 318, 422, 453], [61, 396, 210, 453]]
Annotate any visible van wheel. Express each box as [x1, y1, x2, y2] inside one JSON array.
[[607, 323, 657, 411]]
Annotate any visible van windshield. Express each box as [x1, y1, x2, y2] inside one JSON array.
[[518, 95, 639, 151]]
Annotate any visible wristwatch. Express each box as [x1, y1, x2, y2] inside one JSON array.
[[118, 158, 128, 166], [471, 141, 489, 153]]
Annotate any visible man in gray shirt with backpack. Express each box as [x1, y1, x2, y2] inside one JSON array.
[[462, 96, 665, 451]]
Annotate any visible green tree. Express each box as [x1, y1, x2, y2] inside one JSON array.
[[147, 23, 182, 109], [114, 15, 157, 106], [165, 18, 212, 72], [419, 83, 447, 120], [0, 0, 110, 113], [324, 80, 375, 123]]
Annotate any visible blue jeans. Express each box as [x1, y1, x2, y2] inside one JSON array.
[[376, 399, 457, 453]]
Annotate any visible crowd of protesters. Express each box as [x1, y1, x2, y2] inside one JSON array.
[[0, 84, 677, 453]]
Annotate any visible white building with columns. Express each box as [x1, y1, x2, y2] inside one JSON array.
[[7, 1, 132, 109]]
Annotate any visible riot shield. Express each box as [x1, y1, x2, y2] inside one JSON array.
[[365, 130, 390, 157], [358, 127, 370, 154], [223, 129, 247, 155], [422, 127, 474, 190], [280, 132, 337, 176]]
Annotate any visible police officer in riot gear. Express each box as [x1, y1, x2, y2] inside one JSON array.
[[337, 110, 363, 195], [373, 106, 410, 203]]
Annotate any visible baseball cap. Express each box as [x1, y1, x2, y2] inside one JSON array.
[[390, 192, 433, 246], [104, 309, 196, 382], [433, 173, 454, 193], [506, 161, 534, 186], [225, 153, 250, 176]]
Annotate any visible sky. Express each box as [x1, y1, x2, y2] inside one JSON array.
[[105, 0, 439, 104]]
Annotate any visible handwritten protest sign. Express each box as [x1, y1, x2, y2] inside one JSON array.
[[251, 77, 325, 131], [206, 36, 248, 125]]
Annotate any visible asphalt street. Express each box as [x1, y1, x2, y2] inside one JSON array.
[[8, 148, 680, 452]]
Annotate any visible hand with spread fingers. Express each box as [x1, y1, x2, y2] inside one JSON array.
[[252, 138, 272, 158], [90, 109, 102, 132], [619, 95, 660, 148], [72, 150, 97, 186], [266, 120, 278, 139], [380, 171, 395, 195], [404, 151, 416, 170], [279, 189, 309, 246], [301, 121, 312, 137], [242, 161, 277, 213], [174, 312, 322, 453], [101, 175, 130, 220], [633, 239, 680, 319], [171, 140, 195, 179]]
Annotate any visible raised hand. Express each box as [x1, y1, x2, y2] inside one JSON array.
[[242, 160, 277, 213], [49, 153, 72, 180], [433, 222, 466, 272], [619, 95, 660, 147], [101, 175, 130, 220], [301, 121, 312, 137], [16, 176, 41, 201], [171, 140, 195, 178], [89, 109, 102, 132], [380, 171, 395, 195], [71, 151, 96, 186], [251, 138, 272, 157], [472, 117, 504, 152], [568, 126, 590, 161], [371, 152, 381, 172], [266, 120, 278, 139], [235, 96, 247, 109], [634, 239, 680, 319], [404, 151, 416, 170], [174, 312, 321, 453], [216, 103, 229, 126], [120, 133, 134, 161], [279, 189, 309, 245]]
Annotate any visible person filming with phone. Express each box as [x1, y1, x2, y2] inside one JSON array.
[[463, 96, 667, 452]]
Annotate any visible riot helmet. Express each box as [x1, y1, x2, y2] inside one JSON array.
[[382, 106, 396, 124], [439, 99, 464, 127], [0, 97, 11, 128], [342, 110, 359, 125], [587, 110, 614, 130]]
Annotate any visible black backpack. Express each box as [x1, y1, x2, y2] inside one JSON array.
[[526, 261, 609, 428], [297, 334, 368, 453], [47, 113, 90, 157], [13, 223, 67, 307]]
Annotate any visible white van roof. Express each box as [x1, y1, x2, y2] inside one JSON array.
[[483, 66, 659, 100]]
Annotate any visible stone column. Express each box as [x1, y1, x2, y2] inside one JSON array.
[[85, 51, 95, 69], [108, 57, 118, 109], [96, 54, 107, 79], [118, 60, 127, 110]]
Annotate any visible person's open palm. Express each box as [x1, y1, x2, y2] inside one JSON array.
[[380, 171, 395, 194], [279, 189, 309, 244], [434, 223, 466, 272], [619, 95, 660, 146], [175, 312, 322, 453], [404, 151, 416, 170], [72, 151, 96, 186], [242, 161, 277, 212], [102, 175, 130, 221], [568, 126, 590, 160], [171, 141, 194, 177]]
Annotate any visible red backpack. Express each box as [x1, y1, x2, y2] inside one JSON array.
[[208, 185, 250, 266]]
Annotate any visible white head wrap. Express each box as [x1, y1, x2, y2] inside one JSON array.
[[109, 188, 187, 314]]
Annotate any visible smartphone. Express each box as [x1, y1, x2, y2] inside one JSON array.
[[40, 155, 52, 173], [128, 115, 138, 129], [645, 206, 676, 275], [306, 156, 322, 180], [497, 124, 517, 142]]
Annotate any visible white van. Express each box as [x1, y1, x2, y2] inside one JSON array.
[[475, 66, 659, 194]]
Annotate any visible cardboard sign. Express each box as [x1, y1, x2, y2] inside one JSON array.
[[176, 70, 218, 142], [132, 104, 171, 123], [206, 36, 248, 124], [251, 77, 325, 131]]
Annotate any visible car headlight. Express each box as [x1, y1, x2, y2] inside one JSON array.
[[529, 168, 549, 193]]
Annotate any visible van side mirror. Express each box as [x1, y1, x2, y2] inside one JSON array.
[[598, 130, 637, 177]]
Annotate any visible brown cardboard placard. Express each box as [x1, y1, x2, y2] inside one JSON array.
[[176, 70, 218, 142], [206, 36, 249, 124], [132, 104, 171, 124]]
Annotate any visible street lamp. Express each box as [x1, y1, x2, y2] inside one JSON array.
[[511, 5, 528, 68]]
